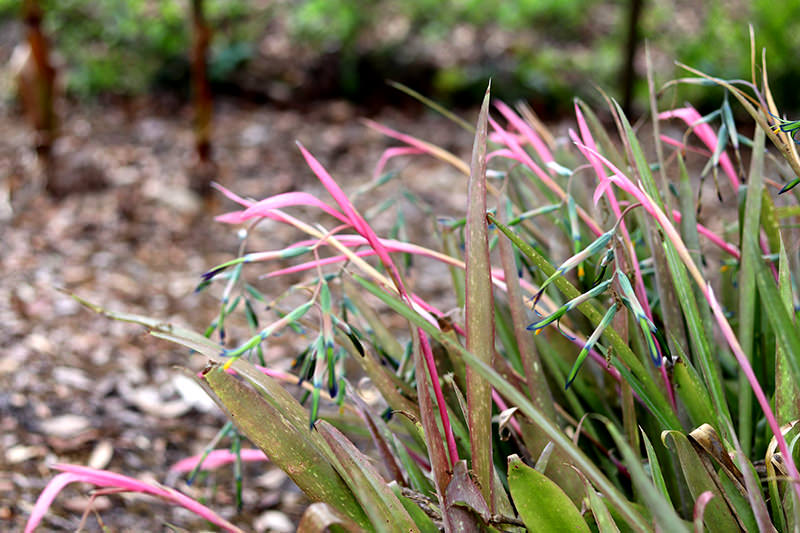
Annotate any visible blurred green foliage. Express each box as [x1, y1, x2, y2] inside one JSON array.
[[2, 0, 798, 110], [1, 0, 261, 97]]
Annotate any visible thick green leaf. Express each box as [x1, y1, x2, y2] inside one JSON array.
[[662, 241, 730, 433], [737, 126, 765, 455], [752, 235, 800, 386], [775, 239, 799, 425], [584, 480, 622, 533], [297, 502, 363, 533], [605, 422, 688, 533], [672, 355, 717, 430], [389, 483, 440, 533], [464, 82, 495, 504], [351, 274, 652, 531], [507, 455, 591, 533], [487, 213, 680, 431], [640, 429, 672, 508], [717, 467, 759, 533], [662, 431, 740, 533], [316, 420, 420, 533], [199, 364, 370, 528]]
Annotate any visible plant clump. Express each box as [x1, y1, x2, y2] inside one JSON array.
[[26, 32, 800, 532]]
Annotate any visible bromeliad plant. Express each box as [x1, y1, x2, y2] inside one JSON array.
[[28, 36, 800, 532]]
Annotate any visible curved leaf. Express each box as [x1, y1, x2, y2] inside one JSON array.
[[507, 455, 591, 533], [316, 420, 420, 533], [198, 364, 370, 529], [297, 502, 363, 533], [662, 430, 740, 533]]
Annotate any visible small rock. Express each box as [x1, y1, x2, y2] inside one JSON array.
[[254, 510, 294, 533], [240, 124, 271, 147], [87, 440, 114, 470], [45, 151, 108, 198], [142, 177, 201, 215], [61, 495, 112, 514], [255, 469, 288, 491], [39, 414, 91, 439], [26, 333, 54, 355], [137, 118, 168, 143], [52, 366, 92, 390], [172, 374, 216, 413], [5, 444, 45, 464], [118, 381, 192, 418]]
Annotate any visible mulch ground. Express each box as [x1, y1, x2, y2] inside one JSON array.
[[1, 96, 475, 532]]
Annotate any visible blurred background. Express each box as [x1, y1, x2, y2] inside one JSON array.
[[1, 0, 799, 115], [2, 1, 799, 531]]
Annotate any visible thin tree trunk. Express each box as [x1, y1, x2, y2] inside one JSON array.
[[22, 0, 56, 169], [190, 0, 215, 195], [620, 0, 644, 115]]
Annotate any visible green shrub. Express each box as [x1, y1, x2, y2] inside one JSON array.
[[6, 1, 800, 110], [27, 41, 800, 532]]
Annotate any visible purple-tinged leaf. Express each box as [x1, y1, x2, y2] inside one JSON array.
[[707, 284, 800, 503], [444, 460, 490, 531], [659, 107, 738, 191], [170, 449, 268, 473], [465, 83, 495, 507], [410, 327, 455, 530], [372, 146, 425, 181], [316, 420, 421, 533], [489, 116, 603, 237], [238, 192, 351, 224], [494, 100, 555, 164], [693, 491, 715, 533], [362, 119, 470, 175], [418, 331, 459, 467], [25, 465, 244, 533], [297, 502, 363, 533], [200, 362, 371, 527]]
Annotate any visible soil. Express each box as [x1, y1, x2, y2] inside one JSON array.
[[0, 95, 476, 532]]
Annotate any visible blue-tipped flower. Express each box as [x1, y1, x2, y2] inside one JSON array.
[[531, 227, 615, 310], [194, 279, 212, 293], [779, 177, 800, 194], [308, 334, 325, 429], [615, 271, 667, 367], [593, 248, 615, 286], [201, 257, 245, 281], [309, 386, 321, 430], [721, 96, 740, 151], [528, 279, 612, 334], [222, 300, 313, 370], [507, 204, 560, 226], [769, 115, 800, 144], [566, 302, 618, 389], [201, 246, 313, 281]]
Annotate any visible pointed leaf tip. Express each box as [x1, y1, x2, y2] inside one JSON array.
[[779, 178, 799, 194]]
